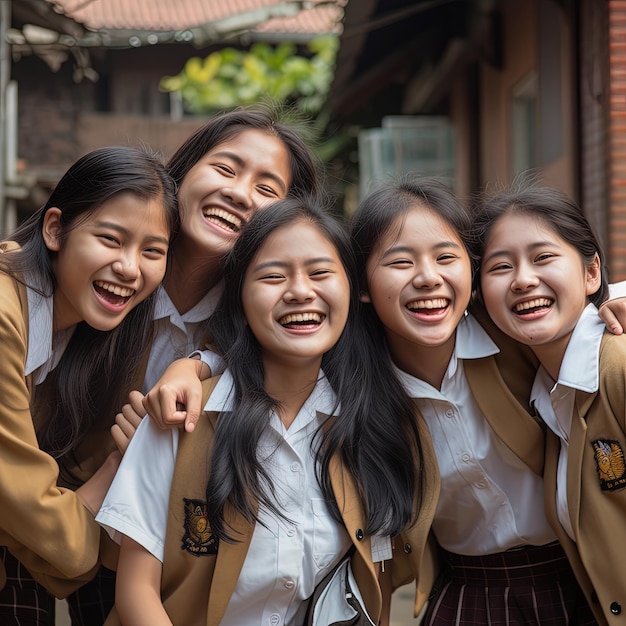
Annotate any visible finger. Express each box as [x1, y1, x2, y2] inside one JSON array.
[[599, 304, 624, 335], [111, 423, 130, 455], [127, 390, 147, 426], [184, 385, 204, 433]]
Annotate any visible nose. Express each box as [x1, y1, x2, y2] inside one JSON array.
[[222, 178, 253, 210], [412, 261, 442, 289], [284, 273, 315, 302], [511, 262, 539, 292], [112, 250, 140, 281]]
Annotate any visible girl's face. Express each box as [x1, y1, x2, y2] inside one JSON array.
[[242, 220, 350, 369], [177, 128, 292, 258], [480, 211, 601, 357], [363, 204, 472, 363], [44, 191, 170, 332]]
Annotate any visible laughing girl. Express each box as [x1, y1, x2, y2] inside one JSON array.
[[475, 183, 623, 625]]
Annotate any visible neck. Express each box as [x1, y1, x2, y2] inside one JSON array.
[[531, 341, 569, 384], [387, 332, 456, 390], [263, 356, 322, 429], [164, 243, 222, 314]]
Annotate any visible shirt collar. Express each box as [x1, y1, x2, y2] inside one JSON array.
[[153, 282, 223, 323], [556, 302, 603, 393], [204, 368, 337, 416], [394, 312, 499, 399], [25, 280, 74, 383]]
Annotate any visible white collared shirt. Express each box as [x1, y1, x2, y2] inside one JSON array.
[[97, 369, 351, 626], [395, 313, 556, 555], [142, 284, 222, 392], [530, 302, 604, 540], [25, 280, 74, 385]]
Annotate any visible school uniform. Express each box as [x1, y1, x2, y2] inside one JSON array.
[[0, 244, 107, 625], [97, 371, 385, 626], [64, 282, 224, 625], [533, 303, 626, 625], [394, 313, 595, 624]]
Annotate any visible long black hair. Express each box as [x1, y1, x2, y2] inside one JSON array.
[[205, 196, 424, 542], [1, 145, 179, 461]]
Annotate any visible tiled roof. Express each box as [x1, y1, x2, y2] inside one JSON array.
[[47, 0, 346, 34]]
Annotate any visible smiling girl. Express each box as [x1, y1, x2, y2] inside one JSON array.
[[0, 145, 178, 625], [349, 176, 597, 625], [97, 196, 425, 626], [475, 183, 623, 625], [63, 107, 321, 625]]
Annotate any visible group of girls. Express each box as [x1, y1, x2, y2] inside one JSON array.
[[1, 102, 624, 626]]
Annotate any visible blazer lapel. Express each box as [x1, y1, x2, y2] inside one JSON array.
[[465, 357, 545, 475]]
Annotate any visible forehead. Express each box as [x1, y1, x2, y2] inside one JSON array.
[[252, 220, 340, 263], [378, 203, 465, 248]]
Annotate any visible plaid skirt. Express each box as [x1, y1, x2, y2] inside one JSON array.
[[0, 547, 56, 626], [65, 565, 116, 626], [422, 542, 598, 626]]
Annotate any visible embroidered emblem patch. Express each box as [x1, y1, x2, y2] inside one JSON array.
[[181, 498, 218, 556], [591, 439, 626, 492]]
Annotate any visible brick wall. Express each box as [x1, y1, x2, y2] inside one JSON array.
[[609, 0, 626, 279]]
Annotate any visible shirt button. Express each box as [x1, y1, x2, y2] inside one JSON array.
[[287, 528, 296, 537], [290, 463, 300, 472], [355, 529, 364, 541], [476, 481, 487, 489], [284, 580, 295, 589], [269, 613, 281, 625], [461, 453, 470, 462], [610, 602, 622, 615], [445, 409, 454, 418]]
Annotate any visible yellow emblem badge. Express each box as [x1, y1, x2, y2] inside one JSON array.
[[592, 439, 626, 492], [182, 498, 218, 556]]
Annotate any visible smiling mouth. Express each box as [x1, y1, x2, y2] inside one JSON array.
[[279, 312, 325, 327], [513, 297, 553, 315], [407, 298, 449, 313], [203, 207, 242, 233], [94, 280, 134, 304]]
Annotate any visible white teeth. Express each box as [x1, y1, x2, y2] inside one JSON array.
[[203, 208, 242, 231], [94, 281, 134, 297], [407, 298, 448, 310], [280, 312, 323, 325], [514, 298, 552, 312]]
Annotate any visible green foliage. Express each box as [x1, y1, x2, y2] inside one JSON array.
[[159, 36, 339, 117]]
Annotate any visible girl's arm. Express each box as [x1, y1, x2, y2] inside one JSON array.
[[74, 450, 121, 516], [116, 535, 172, 625], [0, 275, 102, 594], [142, 354, 212, 432]]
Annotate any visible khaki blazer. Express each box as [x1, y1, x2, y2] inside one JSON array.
[[105, 378, 384, 626], [544, 332, 626, 625], [0, 245, 104, 597], [394, 308, 543, 617]]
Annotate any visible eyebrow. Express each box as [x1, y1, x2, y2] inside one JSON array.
[[93, 221, 170, 246], [212, 150, 288, 194], [380, 241, 463, 259], [252, 256, 338, 272], [482, 240, 557, 264]]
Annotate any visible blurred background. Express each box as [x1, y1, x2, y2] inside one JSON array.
[[1, 0, 625, 622], [2, 0, 626, 280]]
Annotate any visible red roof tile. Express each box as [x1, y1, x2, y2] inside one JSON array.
[[47, 0, 345, 34]]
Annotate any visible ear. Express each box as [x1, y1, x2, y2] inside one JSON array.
[[42, 207, 63, 252], [359, 289, 371, 303], [585, 252, 602, 296]]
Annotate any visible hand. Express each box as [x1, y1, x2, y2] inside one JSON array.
[[142, 357, 208, 433], [111, 390, 146, 454], [599, 297, 626, 335]]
